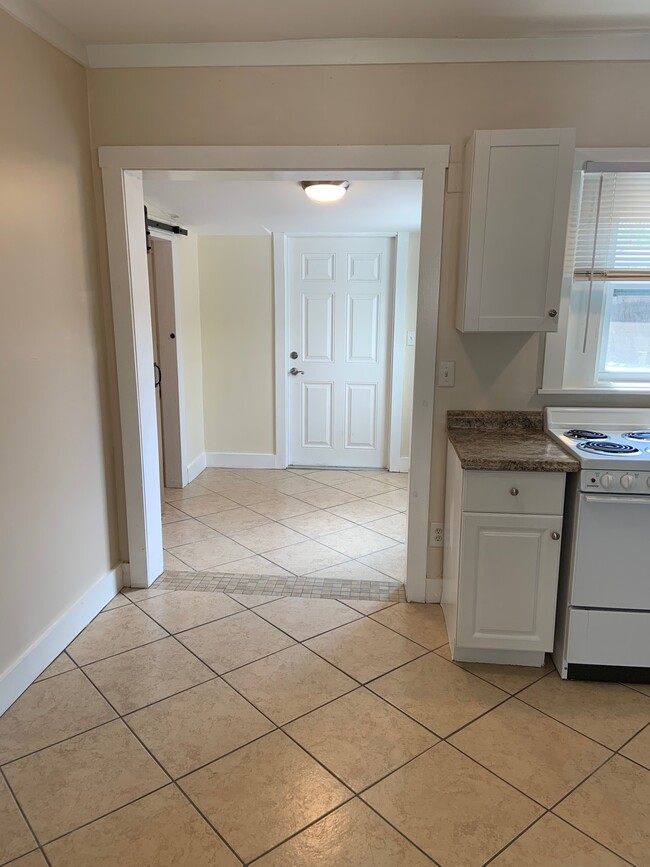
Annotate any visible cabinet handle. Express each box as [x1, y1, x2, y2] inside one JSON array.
[[510, 487, 519, 496], [551, 531, 561, 540], [548, 309, 558, 318]]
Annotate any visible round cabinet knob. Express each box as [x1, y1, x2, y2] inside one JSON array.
[[551, 531, 561, 541], [621, 474, 635, 490], [548, 309, 558, 318], [600, 473, 614, 489], [510, 487, 519, 496]]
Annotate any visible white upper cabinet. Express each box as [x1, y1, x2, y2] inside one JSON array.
[[456, 128, 575, 332]]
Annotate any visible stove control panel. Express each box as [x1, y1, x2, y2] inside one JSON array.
[[581, 470, 650, 493]]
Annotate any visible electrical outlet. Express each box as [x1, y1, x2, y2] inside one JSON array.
[[429, 522, 444, 547]]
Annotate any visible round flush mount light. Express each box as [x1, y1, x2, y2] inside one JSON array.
[[300, 181, 350, 203]]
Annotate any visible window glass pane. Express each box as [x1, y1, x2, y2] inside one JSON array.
[[600, 282, 650, 377]]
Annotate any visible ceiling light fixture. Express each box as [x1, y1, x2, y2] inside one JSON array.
[[300, 180, 350, 203]]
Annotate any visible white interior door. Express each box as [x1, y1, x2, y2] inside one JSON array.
[[288, 236, 393, 468]]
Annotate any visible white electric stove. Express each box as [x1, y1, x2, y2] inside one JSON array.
[[545, 408, 650, 681]]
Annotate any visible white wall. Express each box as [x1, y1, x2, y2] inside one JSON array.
[[400, 232, 420, 461], [0, 11, 118, 705]]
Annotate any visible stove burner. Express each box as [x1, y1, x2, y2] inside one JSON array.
[[578, 441, 641, 455], [624, 431, 650, 441], [564, 429, 608, 440]]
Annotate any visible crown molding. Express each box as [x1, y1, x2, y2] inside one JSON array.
[[86, 34, 650, 69], [0, 0, 87, 65]]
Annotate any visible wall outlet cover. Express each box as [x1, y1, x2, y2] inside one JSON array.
[[430, 522, 444, 547]]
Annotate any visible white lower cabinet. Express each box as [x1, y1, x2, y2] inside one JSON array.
[[443, 443, 566, 666]]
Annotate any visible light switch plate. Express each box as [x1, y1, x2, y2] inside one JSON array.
[[438, 361, 455, 387]]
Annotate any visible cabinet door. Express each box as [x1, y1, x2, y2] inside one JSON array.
[[458, 128, 575, 332], [457, 512, 562, 651]]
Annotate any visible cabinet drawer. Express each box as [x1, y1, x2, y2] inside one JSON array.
[[463, 471, 565, 515]]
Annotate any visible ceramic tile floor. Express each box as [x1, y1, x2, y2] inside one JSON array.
[[2, 588, 650, 866], [162, 467, 408, 583]]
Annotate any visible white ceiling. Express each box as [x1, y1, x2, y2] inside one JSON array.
[[142, 176, 423, 235], [30, 0, 650, 45]]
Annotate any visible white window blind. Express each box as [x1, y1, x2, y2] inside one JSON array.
[[574, 172, 650, 279]]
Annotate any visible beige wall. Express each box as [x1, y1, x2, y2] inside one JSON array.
[[175, 231, 206, 465], [87, 60, 650, 580], [198, 236, 275, 455], [1, 13, 117, 686]]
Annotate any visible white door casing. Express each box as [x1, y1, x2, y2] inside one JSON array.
[[288, 236, 392, 468]]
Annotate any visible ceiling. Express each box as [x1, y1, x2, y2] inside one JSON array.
[[30, 0, 650, 45], [142, 176, 423, 235]]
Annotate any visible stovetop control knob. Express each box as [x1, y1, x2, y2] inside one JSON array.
[[621, 474, 635, 490], [600, 473, 614, 489]]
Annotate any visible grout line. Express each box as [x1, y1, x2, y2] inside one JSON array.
[[0, 764, 49, 864]]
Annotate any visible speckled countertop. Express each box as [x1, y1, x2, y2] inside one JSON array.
[[447, 411, 580, 473]]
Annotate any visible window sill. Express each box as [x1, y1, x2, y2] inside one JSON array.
[[538, 387, 650, 396]]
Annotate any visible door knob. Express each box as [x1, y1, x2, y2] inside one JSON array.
[[290, 351, 299, 359], [510, 487, 519, 496], [289, 367, 304, 376], [551, 531, 561, 540]]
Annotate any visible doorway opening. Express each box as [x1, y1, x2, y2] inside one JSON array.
[[101, 146, 448, 601]]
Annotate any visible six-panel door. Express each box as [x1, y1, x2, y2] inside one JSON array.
[[288, 236, 393, 467], [457, 512, 563, 651]]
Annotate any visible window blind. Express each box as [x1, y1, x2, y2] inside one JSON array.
[[574, 172, 650, 279]]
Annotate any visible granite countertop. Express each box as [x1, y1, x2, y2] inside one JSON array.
[[447, 410, 580, 473]]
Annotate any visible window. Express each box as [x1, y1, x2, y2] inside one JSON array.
[[544, 165, 650, 391]]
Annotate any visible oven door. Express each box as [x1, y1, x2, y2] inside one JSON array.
[[572, 493, 650, 610]]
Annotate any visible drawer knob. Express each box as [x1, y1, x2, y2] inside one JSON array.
[[551, 531, 561, 540], [510, 487, 519, 496]]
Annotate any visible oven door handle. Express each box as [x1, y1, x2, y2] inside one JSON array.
[[584, 495, 650, 505]]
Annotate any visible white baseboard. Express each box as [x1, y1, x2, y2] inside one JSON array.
[[206, 452, 277, 469], [187, 452, 207, 482], [0, 564, 124, 715], [395, 457, 410, 473], [425, 577, 443, 603]]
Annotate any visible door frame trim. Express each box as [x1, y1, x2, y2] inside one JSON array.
[[99, 145, 448, 601], [274, 231, 411, 472]]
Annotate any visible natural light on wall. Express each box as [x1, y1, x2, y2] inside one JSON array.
[[543, 165, 650, 391]]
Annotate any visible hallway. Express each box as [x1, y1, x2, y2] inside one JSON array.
[[163, 467, 408, 582]]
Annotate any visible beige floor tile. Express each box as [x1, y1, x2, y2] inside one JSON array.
[[249, 495, 318, 520], [305, 618, 427, 683], [45, 785, 240, 867], [0, 775, 36, 864], [4, 720, 168, 844], [555, 755, 650, 865], [164, 481, 211, 502], [121, 585, 176, 601], [209, 555, 292, 577], [198, 506, 272, 535], [168, 536, 252, 571], [223, 645, 357, 725], [173, 493, 239, 518], [341, 599, 399, 615], [620, 722, 650, 770], [320, 526, 397, 558], [364, 512, 407, 541], [234, 468, 299, 484], [368, 653, 508, 737], [304, 470, 357, 486], [177, 610, 295, 674], [294, 488, 360, 509], [359, 545, 406, 581], [435, 644, 555, 693], [328, 500, 398, 524], [101, 593, 132, 611], [363, 742, 542, 867], [304, 560, 394, 582], [162, 519, 218, 548], [369, 489, 409, 511], [254, 799, 431, 867], [334, 478, 397, 498], [450, 699, 612, 807], [197, 467, 248, 484], [9, 852, 48, 866], [280, 510, 356, 537], [518, 672, 650, 749], [161, 502, 188, 524], [263, 539, 348, 575], [226, 592, 280, 608], [34, 652, 76, 681], [262, 476, 324, 496], [371, 602, 448, 650], [626, 682, 650, 697], [352, 469, 396, 482], [83, 637, 214, 714], [285, 688, 437, 791], [0, 670, 115, 764], [179, 730, 350, 863], [136, 590, 244, 633], [163, 549, 195, 571], [491, 813, 628, 866], [66, 605, 167, 666], [255, 597, 361, 641], [229, 522, 307, 553], [126, 679, 274, 777], [212, 482, 275, 506]]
